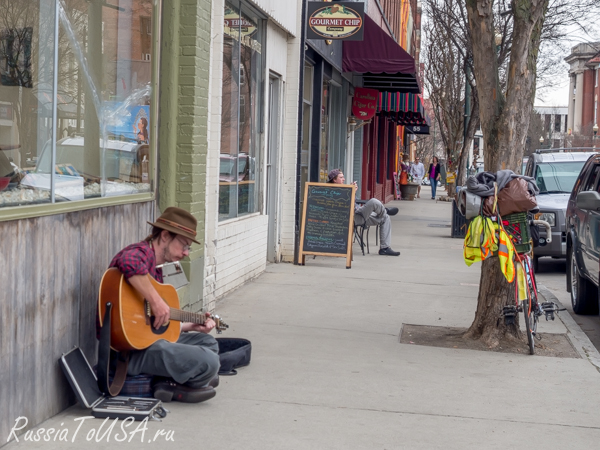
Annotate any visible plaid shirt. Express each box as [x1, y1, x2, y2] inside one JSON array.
[[109, 240, 163, 283], [98, 241, 162, 339]]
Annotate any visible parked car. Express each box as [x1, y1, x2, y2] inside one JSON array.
[[35, 136, 149, 182], [219, 153, 252, 183], [565, 153, 600, 314], [421, 178, 441, 187], [219, 153, 255, 216], [524, 150, 596, 271], [521, 157, 528, 175]]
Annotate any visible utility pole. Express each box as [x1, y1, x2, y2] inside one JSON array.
[[463, 63, 471, 179]]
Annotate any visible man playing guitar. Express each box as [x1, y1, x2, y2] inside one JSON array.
[[106, 206, 219, 403]]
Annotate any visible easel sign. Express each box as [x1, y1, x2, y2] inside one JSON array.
[[298, 182, 356, 269]]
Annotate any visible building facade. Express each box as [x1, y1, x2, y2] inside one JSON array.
[[0, 0, 303, 438], [300, 0, 425, 209], [534, 106, 569, 149], [203, 0, 302, 300], [1, 0, 427, 437], [565, 42, 600, 140]]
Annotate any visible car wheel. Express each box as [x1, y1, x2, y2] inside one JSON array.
[[566, 244, 572, 293], [570, 249, 599, 315]]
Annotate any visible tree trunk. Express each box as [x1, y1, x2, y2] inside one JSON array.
[[465, 0, 548, 346]]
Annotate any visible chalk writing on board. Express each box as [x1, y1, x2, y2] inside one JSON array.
[[302, 184, 353, 255]]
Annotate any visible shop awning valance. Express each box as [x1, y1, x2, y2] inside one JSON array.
[[343, 15, 420, 94], [377, 92, 431, 128]]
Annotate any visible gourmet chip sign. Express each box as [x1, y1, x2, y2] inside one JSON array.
[[307, 2, 365, 41]]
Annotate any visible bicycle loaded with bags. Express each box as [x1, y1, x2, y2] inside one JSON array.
[[461, 172, 565, 355]]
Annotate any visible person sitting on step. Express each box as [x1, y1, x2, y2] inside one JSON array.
[[327, 169, 400, 256]]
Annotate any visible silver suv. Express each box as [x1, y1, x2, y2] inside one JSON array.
[[524, 150, 596, 270]]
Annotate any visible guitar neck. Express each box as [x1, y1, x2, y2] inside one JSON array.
[[169, 308, 206, 324]]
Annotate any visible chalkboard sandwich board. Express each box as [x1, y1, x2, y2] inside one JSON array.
[[298, 182, 356, 269]]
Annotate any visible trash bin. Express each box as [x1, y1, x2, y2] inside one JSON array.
[[451, 199, 469, 238]]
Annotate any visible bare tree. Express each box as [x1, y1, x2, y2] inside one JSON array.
[[525, 109, 544, 155], [422, 0, 481, 189], [464, 0, 598, 348]]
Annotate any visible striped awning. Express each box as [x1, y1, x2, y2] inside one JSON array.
[[376, 92, 430, 127]]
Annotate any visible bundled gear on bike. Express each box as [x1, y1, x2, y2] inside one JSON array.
[[459, 169, 538, 283]]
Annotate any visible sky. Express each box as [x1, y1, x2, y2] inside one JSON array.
[[535, 76, 570, 108], [535, 30, 600, 108], [421, 8, 599, 109]]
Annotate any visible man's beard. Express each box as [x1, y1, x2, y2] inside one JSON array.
[[163, 245, 174, 263]]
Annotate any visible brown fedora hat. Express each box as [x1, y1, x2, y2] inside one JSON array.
[[148, 207, 201, 244]]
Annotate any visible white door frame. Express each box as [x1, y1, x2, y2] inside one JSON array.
[[266, 72, 283, 262]]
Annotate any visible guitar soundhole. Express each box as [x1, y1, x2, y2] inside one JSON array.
[[149, 316, 170, 335]]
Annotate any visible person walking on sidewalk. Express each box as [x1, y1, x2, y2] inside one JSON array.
[[409, 156, 425, 198], [428, 156, 442, 200], [328, 169, 400, 256], [107, 207, 220, 403]]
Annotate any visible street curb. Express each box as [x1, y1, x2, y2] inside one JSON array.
[[539, 285, 600, 372]]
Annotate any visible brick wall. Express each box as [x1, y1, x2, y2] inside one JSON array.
[[157, 0, 212, 310], [204, 0, 225, 307], [214, 215, 268, 298], [204, 0, 301, 295], [279, 0, 303, 263]]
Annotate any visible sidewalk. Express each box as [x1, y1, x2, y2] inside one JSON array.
[[6, 186, 600, 449]]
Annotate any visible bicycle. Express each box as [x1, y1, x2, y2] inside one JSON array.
[[501, 216, 566, 355]]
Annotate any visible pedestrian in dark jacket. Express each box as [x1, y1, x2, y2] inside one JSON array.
[[428, 156, 441, 199]]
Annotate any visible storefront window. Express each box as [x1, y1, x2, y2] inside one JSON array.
[[0, 0, 156, 209], [219, 1, 264, 221]]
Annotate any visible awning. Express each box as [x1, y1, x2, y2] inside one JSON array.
[[343, 15, 420, 93], [377, 92, 430, 130]]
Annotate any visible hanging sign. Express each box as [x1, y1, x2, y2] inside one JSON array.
[[307, 2, 365, 41], [351, 87, 378, 120], [405, 124, 430, 135], [224, 7, 257, 38]]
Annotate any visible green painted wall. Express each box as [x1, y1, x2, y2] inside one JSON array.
[[158, 0, 211, 310]]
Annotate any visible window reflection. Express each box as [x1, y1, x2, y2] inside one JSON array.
[[0, 0, 156, 208], [219, 2, 263, 220]]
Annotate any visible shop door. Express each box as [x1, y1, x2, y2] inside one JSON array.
[[266, 74, 282, 262]]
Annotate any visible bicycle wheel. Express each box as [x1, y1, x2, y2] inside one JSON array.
[[526, 256, 540, 338], [523, 299, 535, 355]]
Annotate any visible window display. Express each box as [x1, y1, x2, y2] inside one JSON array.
[[0, 0, 157, 208]]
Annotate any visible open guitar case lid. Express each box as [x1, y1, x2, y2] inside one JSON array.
[[59, 347, 168, 422]]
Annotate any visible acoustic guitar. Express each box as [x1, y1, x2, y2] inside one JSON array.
[[98, 268, 228, 352]]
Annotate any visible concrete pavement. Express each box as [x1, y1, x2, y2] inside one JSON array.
[[5, 186, 600, 449]]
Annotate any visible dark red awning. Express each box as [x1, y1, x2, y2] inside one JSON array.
[[343, 15, 420, 93]]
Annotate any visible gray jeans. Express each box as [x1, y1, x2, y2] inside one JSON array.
[[354, 198, 392, 249], [128, 332, 220, 387]]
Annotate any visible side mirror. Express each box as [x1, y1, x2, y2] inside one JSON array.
[[576, 191, 600, 211]]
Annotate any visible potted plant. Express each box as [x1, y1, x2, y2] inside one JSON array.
[[400, 173, 419, 200]]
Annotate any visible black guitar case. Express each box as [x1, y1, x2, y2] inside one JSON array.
[[216, 338, 251, 375]]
